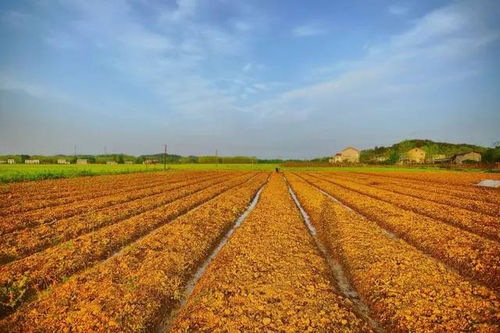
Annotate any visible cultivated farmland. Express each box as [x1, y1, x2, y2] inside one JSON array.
[[0, 170, 498, 332]]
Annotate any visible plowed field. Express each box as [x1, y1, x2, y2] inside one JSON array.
[[1, 170, 498, 332]]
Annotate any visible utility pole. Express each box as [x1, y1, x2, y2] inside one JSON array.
[[215, 149, 218, 166], [163, 144, 168, 171]]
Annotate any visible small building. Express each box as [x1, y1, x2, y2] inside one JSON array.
[[25, 159, 40, 164], [106, 161, 118, 165], [76, 159, 88, 165], [57, 159, 69, 164], [330, 147, 360, 163], [451, 152, 481, 164], [7, 159, 15, 164], [401, 147, 426, 164], [144, 160, 159, 165], [0, 160, 6, 164], [124, 161, 134, 164]]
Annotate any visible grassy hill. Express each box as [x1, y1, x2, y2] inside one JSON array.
[[360, 139, 488, 163]]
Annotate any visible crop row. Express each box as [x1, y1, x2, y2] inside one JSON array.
[[171, 174, 373, 332], [339, 172, 499, 216], [286, 173, 498, 331], [0, 170, 179, 207], [312, 172, 499, 241], [360, 170, 500, 186], [294, 173, 500, 291], [0, 172, 227, 236], [353, 170, 500, 206], [348, 172, 499, 205], [0, 171, 217, 217], [0, 173, 269, 332], [0, 172, 258, 316], [357, 171, 500, 198], [0, 173, 238, 264]]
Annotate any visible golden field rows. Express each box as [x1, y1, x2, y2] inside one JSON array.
[[0, 170, 498, 332]]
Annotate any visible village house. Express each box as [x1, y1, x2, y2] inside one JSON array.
[[144, 160, 159, 164], [57, 159, 69, 164], [451, 152, 481, 164], [106, 161, 118, 165], [25, 159, 40, 164], [0, 160, 6, 164], [400, 147, 426, 164], [7, 159, 15, 164], [330, 147, 360, 163], [76, 159, 88, 165]]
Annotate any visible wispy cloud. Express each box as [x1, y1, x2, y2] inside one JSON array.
[[1, 0, 498, 156], [243, 0, 500, 150], [292, 24, 327, 37]]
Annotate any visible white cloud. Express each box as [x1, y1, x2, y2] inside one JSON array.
[[248, 0, 499, 131], [3, 0, 498, 156], [0, 75, 74, 104]]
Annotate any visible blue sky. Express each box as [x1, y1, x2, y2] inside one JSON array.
[[0, 0, 499, 158]]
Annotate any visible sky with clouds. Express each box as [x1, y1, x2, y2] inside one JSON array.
[[0, 0, 499, 158]]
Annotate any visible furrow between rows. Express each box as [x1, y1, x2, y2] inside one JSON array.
[[337, 172, 499, 216], [286, 172, 499, 332], [0, 174, 269, 332], [354, 171, 500, 203], [170, 174, 374, 332], [312, 172, 499, 241], [0, 173, 237, 264], [294, 172, 500, 292], [0, 172, 257, 317], [0, 172, 225, 236], [0, 171, 184, 210]]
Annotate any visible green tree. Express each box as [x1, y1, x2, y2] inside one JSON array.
[[388, 151, 400, 164]]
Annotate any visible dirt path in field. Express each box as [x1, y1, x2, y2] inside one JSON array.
[[292, 172, 497, 292], [157, 176, 269, 332], [284, 175, 384, 333]]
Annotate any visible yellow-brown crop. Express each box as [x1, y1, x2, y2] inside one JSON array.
[[0, 169, 498, 332]]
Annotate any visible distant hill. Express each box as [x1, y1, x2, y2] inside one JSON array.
[[360, 139, 487, 163]]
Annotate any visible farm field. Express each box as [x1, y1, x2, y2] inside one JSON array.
[[1, 163, 492, 183], [0, 170, 499, 332]]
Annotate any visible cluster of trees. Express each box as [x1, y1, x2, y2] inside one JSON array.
[[2, 140, 499, 165], [482, 145, 500, 163], [1, 154, 136, 164], [1, 154, 259, 164], [137, 154, 259, 164]]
